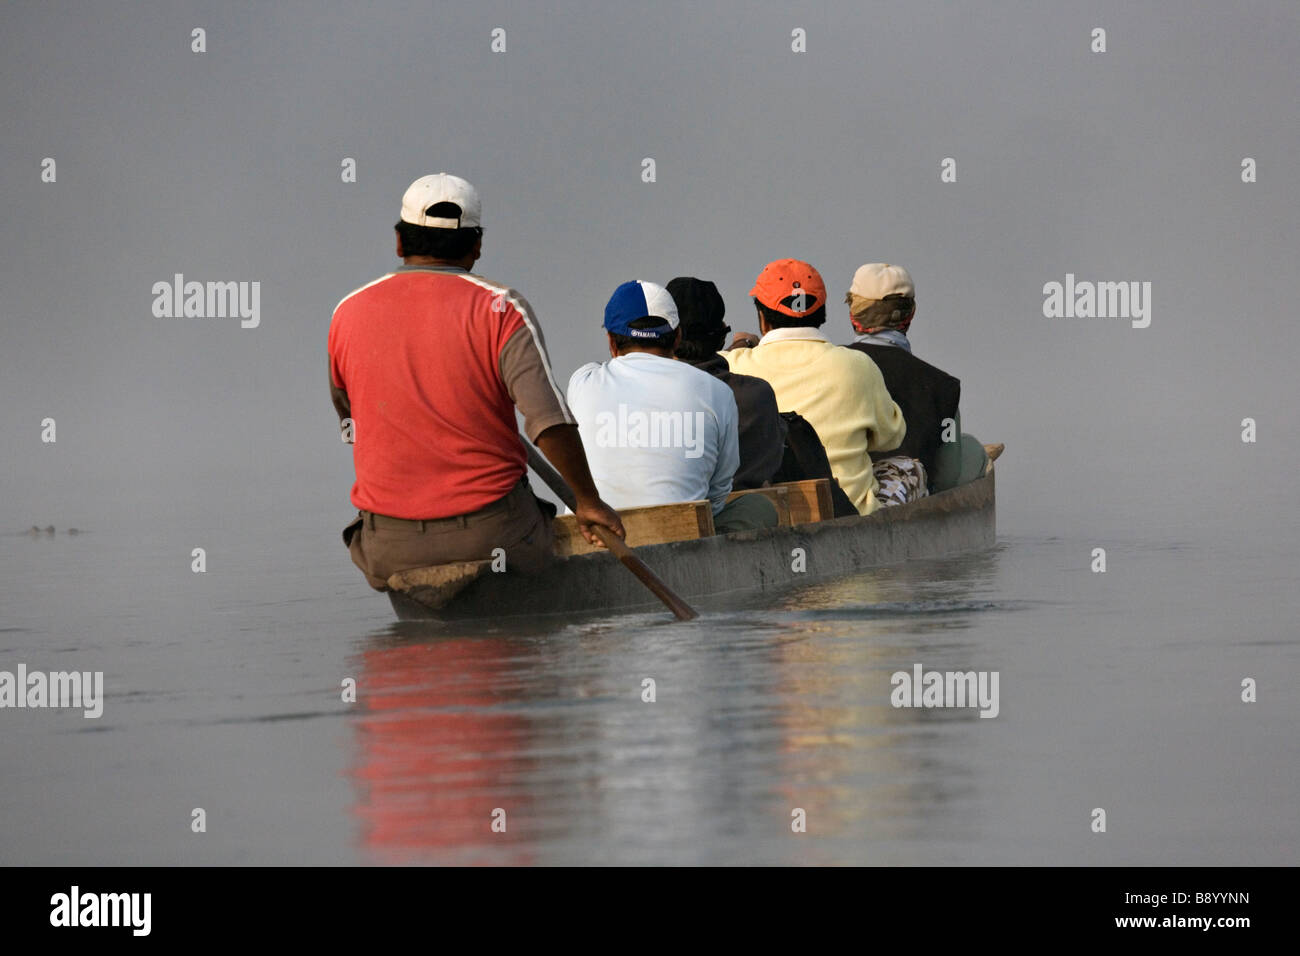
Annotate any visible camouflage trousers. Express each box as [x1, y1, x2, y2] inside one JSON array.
[[873, 457, 930, 508]]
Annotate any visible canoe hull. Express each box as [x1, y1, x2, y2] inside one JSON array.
[[389, 469, 995, 622]]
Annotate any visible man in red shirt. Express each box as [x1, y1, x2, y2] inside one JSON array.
[[329, 173, 623, 590]]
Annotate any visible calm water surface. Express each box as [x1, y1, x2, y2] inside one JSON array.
[[1, 507, 1296, 865]]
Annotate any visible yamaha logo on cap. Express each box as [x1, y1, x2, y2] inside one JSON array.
[[603, 280, 681, 337]]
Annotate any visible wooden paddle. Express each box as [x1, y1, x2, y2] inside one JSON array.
[[525, 443, 699, 621]]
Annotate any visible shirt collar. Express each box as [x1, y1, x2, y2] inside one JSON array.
[[852, 329, 912, 352], [614, 351, 676, 363], [393, 263, 469, 274], [757, 326, 831, 345]]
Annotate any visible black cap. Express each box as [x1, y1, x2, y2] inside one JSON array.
[[666, 277, 729, 341]]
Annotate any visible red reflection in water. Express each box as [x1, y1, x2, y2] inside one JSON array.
[[350, 639, 535, 864]]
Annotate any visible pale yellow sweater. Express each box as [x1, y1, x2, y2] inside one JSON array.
[[723, 327, 905, 514]]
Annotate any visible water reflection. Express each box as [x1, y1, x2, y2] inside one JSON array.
[[347, 548, 1006, 863], [349, 636, 540, 864], [763, 551, 1001, 863]]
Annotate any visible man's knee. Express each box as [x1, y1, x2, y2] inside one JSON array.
[[714, 493, 780, 534]]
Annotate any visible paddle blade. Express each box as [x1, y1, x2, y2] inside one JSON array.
[[593, 526, 699, 621]]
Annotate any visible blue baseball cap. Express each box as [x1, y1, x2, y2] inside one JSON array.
[[603, 280, 680, 338]]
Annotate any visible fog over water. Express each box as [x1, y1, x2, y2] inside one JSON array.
[[1, 1, 1297, 865]]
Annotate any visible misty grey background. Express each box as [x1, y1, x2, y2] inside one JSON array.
[[1, 1, 1297, 866], [4, 0, 1298, 537]]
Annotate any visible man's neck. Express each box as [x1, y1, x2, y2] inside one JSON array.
[[403, 256, 471, 269]]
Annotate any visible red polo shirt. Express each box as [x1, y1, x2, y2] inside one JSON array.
[[328, 265, 573, 519]]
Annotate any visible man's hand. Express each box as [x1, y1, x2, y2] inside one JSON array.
[[573, 495, 625, 547], [534, 424, 625, 546], [728, 331, 760, 349]]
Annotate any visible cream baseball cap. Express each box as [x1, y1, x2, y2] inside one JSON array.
[[848, 263, 914, 300], [400, 173, 482, 229]]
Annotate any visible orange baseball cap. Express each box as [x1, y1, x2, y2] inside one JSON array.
[[749, 259, 826, 318]]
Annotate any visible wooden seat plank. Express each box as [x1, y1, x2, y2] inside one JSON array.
[[553, 499, 715, 557], [768, 478, 834, 524]]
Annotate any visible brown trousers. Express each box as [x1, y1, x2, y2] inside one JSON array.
[[343, 479, 555, 591]]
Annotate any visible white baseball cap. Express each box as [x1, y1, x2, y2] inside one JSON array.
[[400, 173, 482, 229], [849, 263, 914, 300]]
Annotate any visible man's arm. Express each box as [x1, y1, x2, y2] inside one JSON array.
[[534, 424, 624, 544], [706, 393, 741, 514], [862, 362, 906, 453], [330, 369, 350, 424], [495, 324, 623, 544]]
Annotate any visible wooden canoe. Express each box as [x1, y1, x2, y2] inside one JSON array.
[[387, 462, 998, 623]]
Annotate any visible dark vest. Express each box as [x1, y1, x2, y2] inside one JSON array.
[[847, 343, 961, 488], [692, 355, 786, 489]]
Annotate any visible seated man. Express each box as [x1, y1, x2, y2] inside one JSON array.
[[844, 263, 987, 494], [722, 259, 906, 515], [666, 276, 786, 489], [567, 280, 779, 534], [328, 173, 623, 591], [673, 276, 856, 515]]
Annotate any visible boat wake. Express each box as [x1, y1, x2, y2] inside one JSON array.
[[786, 598, 1027, 620]]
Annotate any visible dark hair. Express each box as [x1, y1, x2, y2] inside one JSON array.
[[395, 219, 482, 260], [675, 332, 726, 361], [754, 299, 827, 329], [611, 316, 679, 353]]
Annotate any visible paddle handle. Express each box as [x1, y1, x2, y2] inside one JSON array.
[[525, 442, 699, 621], [527, 443, 579, 512]]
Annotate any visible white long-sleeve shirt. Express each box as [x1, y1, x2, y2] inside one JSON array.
[[567, 352, 739, 515]]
